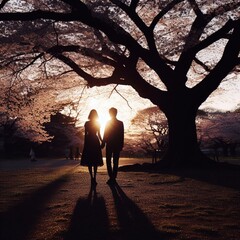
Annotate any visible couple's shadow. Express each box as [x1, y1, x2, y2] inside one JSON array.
[[64, 186, 108, 240], [65, 183, 162, 240]]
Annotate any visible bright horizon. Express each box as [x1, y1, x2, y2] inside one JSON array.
[[69, 78, 239, 133]]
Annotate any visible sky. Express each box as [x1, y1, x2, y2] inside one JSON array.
[[200, 76, 240, 111], [71, 85, 153, 132], [70, 74, 240, 136]]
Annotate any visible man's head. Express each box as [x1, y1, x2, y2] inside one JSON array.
[[109, 107, 117, 118]]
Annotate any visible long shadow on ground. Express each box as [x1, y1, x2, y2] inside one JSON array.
[[0, 175, 69, 240], [109, 182, 177, 240], [64, 187, 109, 240], [65, 183, 176, 240]]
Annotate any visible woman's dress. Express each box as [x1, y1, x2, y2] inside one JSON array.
[[81, 121, 103, 167]]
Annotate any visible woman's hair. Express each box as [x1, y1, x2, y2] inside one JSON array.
[[88, 109, 99, 120]]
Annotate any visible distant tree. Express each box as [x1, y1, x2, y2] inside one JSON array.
[[131, 107, 168, 155], [0, 72, 72, 144], [40, 112, 83, 157], [0, 1, 240, 166], [197, 110, 240, 156]]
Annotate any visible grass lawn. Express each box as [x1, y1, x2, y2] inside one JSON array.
[[0, 158, 240, 240]]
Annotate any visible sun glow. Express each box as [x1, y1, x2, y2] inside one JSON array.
[[73, 86, 153, 139], [98, 114, 110, 136]]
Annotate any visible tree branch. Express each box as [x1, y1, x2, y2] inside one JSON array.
[[0, 0, 9, 10], [208, 1, 240, 18], [109, 0, 162, 67], [193, 20, 240, 104], [110, 0, 148, 35], [150, 0, 184, 31], [174, 13, 210, 82], [47, 45, 118, 67], [53, 53, 127, 87], [112, 0, 185, 68], [109, 85, 132, 109], [187, 0, 204, 18], [191, 19, 235, 54], [193, 57, 211, 72], [0, 7, 174, 89], [130, 0, 139, 10]]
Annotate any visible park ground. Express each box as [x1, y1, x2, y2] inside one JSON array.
[[0, 157, 240, 240]]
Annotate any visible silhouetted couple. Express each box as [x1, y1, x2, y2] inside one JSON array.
[[80, 107, 124, 187]]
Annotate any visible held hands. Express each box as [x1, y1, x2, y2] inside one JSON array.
[[101, 142, 105, 149]]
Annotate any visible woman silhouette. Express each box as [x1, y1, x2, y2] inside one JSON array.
[[81, 109, 103, 187]]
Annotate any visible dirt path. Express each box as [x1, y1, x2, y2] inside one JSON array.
[[1, 160, 240, 240]]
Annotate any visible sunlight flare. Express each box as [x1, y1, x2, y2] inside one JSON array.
[[98, 114, 110, 136]]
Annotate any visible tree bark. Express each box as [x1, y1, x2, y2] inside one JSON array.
[[157, 94, 211, 167]]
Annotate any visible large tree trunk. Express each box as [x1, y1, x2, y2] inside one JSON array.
[[157, 99, 211, 167]]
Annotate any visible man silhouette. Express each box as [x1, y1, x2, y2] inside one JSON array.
[[102, 107, 124, 184]]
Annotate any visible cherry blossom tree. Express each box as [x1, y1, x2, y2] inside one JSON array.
[[197, 109, 240, 156], [0, 1, 239, 166], [131, 107, 168, 155], [41, 112, 83, 157], [0, 74, 70, 143]]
